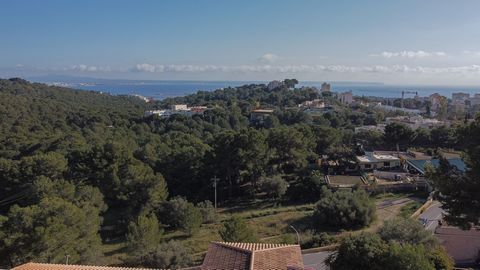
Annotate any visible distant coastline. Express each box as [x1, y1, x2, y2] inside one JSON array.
[[26, 76, 480, 100]]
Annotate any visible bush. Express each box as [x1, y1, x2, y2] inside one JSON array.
[[327, 221, 455, 270], [302, 230, 337, 249], [143, 240, 192, 270], [196, 200, 217, 224], [259, 175, 288, 199], [160, 197, 202, 235], [378, 218, 437, 247], [313, 187, 375, 229], [428, 246, 454, 270], [219, 216, 258, 242], [327, 233, 388, 270], [328, 234, 436, 270], [385, 243, 435, 270]]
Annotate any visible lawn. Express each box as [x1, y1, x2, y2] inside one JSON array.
[[328, 175, 364, 186]]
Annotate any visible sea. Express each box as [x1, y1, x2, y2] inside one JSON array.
[[42, 79, 480, 100]]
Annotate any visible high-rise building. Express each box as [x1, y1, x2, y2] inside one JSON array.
[[337, 91, 354, 104], [321, 82, 331, 92]]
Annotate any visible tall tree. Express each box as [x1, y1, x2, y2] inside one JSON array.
[[126, 213, 162, 259], [384, 123, 414, 152], [426, 117, 480, 229], [267, 126, 314, 173], [0, 197, 103, 266]]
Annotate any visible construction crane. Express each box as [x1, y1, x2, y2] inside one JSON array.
[[401, 91, 418, 108]]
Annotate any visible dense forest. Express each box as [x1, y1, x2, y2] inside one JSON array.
[[0, 78, 477, 268]]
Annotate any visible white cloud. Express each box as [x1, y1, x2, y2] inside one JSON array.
[[371, 50, 447, 58], [129, 63, 480, 75], [133, 63, 156, 72], [257, 53, 280, 63], [69, 64, 111, 72], [463, 50, 480, 56]]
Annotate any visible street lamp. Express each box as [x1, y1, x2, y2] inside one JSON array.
[[290, 225, 300, 245]]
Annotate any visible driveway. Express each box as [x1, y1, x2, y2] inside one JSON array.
[[303, 251, 333, 270], [418, 201, 444, 231]]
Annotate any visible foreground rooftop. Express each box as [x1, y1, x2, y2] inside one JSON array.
[[11, 242, 305, 270], [201, 242, 303, 270]]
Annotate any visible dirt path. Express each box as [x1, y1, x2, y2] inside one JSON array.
[[368, 197, 416, 231]]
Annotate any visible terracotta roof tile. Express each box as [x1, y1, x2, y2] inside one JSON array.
[[201, 242, 304, 270]]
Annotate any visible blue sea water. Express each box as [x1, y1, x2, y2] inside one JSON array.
[[69, 80, 480, 100]]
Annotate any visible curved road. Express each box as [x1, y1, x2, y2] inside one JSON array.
[[418, 201, 444, 231]]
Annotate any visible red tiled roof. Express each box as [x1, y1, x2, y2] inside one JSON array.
[[12, 263, 160, 270], [201, 242, 304, 270], [435, 226, 480, 264]]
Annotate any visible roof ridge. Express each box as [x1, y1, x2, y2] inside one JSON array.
[[212, 241, 300, 253], [249, 248, 255, 270], [211, 241, 255, 253]]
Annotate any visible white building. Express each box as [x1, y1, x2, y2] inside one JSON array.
[[385, 116, 446, 129], [144, 110, 170, 117], [451, 92, 470, 111], [356, 152, 401, 171], [299, 99, 325, 109], [452, 92, 470, 103], [337, 91, 354, 104], [354, 124, 386, 134], [170, 104, 188, 111], [321, 82, 331, 92], [470, 93, 480, 106], [145, 104, 208, 118]]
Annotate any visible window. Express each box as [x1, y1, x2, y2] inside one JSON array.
[[384, 162, 390, 167], [364, 164, 371, 169]]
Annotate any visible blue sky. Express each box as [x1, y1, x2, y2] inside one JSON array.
[[2, 0, 480, 84]]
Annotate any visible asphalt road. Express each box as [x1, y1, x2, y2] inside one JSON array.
[[419, 201, 444, 231], [303, 251, 333, 270]]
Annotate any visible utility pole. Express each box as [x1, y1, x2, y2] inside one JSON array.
[[211, 175, 219, 212]]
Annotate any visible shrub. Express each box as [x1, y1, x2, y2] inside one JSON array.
[[302, 230, 337, 249], [143, 240, 192, 269], [328, 234, 436, 270], [378, 218, 437, 247], [326, 233, 388, 270], [160, 197, 202, 235], [259, 175, 288, 199], [219, 216, 258, 242], [428, 246, 454, 270], [313, 187, 375, 229], [196, 200, 217, 224], [328, 222, 454, 270]]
